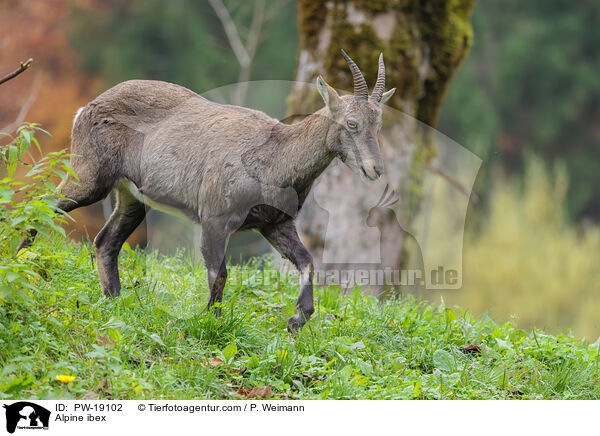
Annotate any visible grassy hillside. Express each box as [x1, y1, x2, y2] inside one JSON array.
[[1, 235, 600, 400]]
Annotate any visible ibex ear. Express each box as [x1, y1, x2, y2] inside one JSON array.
[[316, 76, 342, 113], [380, 88, 396, 104]]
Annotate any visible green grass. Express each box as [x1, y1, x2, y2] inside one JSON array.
[[1, 234, 600, 400]]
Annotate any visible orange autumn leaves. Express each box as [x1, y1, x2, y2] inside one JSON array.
[[202, 349, 273, 399], [1, 0, 97, 141], [1, 0, 111, 238]]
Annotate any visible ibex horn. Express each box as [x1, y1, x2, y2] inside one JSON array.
[[341, 49, 368, 100], [372, 53, 386, 102]]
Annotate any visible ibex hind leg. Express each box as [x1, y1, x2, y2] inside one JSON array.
[[94, 184, 146, 297], [16, 164, 115, 250]]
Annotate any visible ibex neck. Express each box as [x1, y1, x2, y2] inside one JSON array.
[[267, 107, 335, 192]]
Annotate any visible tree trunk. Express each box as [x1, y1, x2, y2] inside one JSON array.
[[288, 0, 476, 294]]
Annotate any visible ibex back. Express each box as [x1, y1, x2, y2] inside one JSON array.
[[20, 50, 395, 332]]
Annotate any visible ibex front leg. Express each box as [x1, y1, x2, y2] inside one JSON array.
[[200, 219, 229, 313], [261, 219, 314, 333]]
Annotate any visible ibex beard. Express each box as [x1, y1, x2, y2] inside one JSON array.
[[19, 50, 395, 333]]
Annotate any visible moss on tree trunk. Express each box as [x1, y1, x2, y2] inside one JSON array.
[[291, 0, 474, 120], [289, 0, 475, 294]]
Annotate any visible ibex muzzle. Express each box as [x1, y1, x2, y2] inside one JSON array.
[[19, 50, 395, 332]]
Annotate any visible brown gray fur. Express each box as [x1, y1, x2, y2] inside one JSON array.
[[19, 51, 395, 332]]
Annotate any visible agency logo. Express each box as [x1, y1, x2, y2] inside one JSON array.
[[2, 402, 50, 434]]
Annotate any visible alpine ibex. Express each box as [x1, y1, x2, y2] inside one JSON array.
[[21, 50, 395, 332]]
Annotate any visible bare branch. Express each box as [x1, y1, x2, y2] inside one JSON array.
[[208, 0, 250, 68], [428, 164, 480, 203], [0, 72, 41, 133], [234, 0, 265, 105], [209, 0, 271, 106], [0, 58, 33, 86], [245, 0, 265, 62]]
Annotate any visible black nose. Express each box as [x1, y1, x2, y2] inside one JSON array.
[[373, 166, 382, 177]]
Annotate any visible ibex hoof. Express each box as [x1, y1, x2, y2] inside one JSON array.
[[287, 316, 300, 334], [287, 312, 311, 334], [16, 240, 31, 252], [207, 305, 222, 317], [102, 288, 120, 298]]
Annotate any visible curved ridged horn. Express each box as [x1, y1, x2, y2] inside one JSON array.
[[372, 53, 386, 102], [341, 49, 368, 99]]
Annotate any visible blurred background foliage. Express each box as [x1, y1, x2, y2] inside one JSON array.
[[438, 0, 600, 221], [443, 158, 600, 339], [70, 0, 298, 93], [1, 0, 599, 337]]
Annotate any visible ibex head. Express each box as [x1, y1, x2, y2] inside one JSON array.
[[316, 50, 395, 181]]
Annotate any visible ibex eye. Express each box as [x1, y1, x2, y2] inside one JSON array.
[[346, 120, 357, 129]]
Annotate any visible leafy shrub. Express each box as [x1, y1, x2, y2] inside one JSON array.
[[0, 124, 75, 304]]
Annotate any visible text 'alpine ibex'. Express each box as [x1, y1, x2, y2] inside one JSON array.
[[21, 50, 395, 332]]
